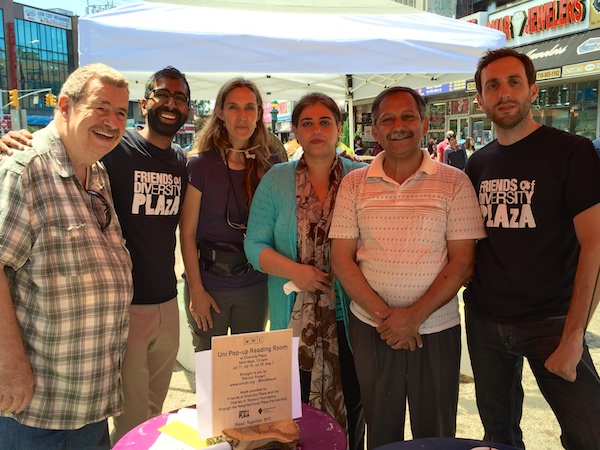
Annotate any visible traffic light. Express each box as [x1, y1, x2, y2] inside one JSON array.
[[45, 93, 57, 107], [8, 89, 19, 109]]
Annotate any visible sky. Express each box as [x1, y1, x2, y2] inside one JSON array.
[[17, 0, 138, 16]]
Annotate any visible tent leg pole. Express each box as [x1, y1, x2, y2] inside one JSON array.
[[348, 96, 354, 149]]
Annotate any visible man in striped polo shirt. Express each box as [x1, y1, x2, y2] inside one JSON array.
[[331, 86, 485, 449]]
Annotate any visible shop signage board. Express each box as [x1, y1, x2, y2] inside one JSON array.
[[562, 59, 600, 77], [417, 80, 469, 97], [23, 6, 72, 30], [515, 28, 600, 80], [487, 0, 588, 46], [416, 24, 600, 93]]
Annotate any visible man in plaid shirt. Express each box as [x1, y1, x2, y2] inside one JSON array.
[[0, 64, 133, 449]]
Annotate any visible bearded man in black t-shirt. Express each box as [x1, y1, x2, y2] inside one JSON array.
[[465, 48, 600, 450]]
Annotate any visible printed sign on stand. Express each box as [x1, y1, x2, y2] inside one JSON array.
[[194, 329, 301, 438]]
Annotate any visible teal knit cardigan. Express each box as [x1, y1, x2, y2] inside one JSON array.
[[244, 158, 365, 331]]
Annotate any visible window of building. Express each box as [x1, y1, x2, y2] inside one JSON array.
[[14, 18, 73, 111], [533, 81, 598, 139], [574, 81, 598, 140], [0, 9, 9, 109]]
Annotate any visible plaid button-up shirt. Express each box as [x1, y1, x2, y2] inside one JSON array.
[[0, 123, 133, 429]]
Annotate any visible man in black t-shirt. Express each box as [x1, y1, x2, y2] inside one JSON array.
[[443, 135, 467, 170], [465, 48, 600, 450], [104, 67, 190, 443]]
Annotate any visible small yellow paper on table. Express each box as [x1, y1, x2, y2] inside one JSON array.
[[158, 420, 207, 448]]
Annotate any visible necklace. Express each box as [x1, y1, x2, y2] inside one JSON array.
[[226, 144, 260, 160], [223, 149, 247, 231]]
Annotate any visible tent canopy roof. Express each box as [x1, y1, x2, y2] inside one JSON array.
[[78, 1, 505, 101], [146, 0, 423, 14]]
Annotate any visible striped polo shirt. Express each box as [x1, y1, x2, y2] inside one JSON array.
[[330, 150, 485, 334]]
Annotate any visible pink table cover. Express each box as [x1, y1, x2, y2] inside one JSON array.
[[114, 403, 347, 449]]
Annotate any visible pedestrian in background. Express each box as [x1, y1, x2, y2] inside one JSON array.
[[436, 129, 455, 162], [426, 135, 437, 157], [444, 135, 468, 170], [464, 136, 475, 156]]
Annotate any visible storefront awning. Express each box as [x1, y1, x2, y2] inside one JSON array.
[[27, 115, 52, 126], [516, 29, 600, 81]]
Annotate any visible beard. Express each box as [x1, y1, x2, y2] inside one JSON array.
[[486, 99, 531, 130], [146, 106, 187, 137]]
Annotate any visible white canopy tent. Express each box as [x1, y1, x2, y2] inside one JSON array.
[[78, 0, 505, 135]]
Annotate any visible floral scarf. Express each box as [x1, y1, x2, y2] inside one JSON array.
[[289, 154, 347, 431]]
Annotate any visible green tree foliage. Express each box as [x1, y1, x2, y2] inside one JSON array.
[[340, 118, 350, 147], [191, 100, 211, 115]]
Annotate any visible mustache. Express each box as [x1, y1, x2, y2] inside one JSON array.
[[387, 129, 413, 140], [93, 127, 120, 137], [498, 99, 517, 106]]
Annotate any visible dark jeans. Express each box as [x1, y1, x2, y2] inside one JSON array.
[[300, 321, 365, 450], [466, 308, 600, 450], [0, 418, 110, 450]]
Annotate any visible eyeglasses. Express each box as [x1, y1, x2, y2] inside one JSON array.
[[225, 190, 247, 231], [224, 156, 247, 231], [148, 88, 189, 106], [87, 190, 112, 232]]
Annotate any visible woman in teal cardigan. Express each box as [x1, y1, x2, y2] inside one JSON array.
[[245, 92, 365, 450]]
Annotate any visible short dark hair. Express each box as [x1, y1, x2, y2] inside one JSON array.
[[144, 66, 190, 99], [291, 92, 342, 128], [475, 48, 536, 94], [371, 86, 426, 124]]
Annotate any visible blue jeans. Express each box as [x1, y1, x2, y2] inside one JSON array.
[[465, 308, 600, 450], [0, 418, 110, 450]]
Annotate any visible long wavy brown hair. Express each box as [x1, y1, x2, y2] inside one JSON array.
[[192, 78, 272, 207]]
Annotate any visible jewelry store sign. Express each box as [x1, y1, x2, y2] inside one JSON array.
[[487, 0, 587, 47]]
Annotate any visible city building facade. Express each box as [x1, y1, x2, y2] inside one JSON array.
[[0, 1, 197, 146], [419, 0, 600, 147], [0, 1, 78, 131]]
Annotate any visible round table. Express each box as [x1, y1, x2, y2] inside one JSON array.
[[374, 437, 521, 450], [114, 403, 347, 449]]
